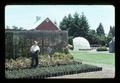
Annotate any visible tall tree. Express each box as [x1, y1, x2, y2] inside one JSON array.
[[96, 23, 107, 46], [96, 23, 105, 36], [60, 12, 90, 38], [67, 14, 74, 36], [87, 29, 96, 45], [59, 16, 68, 30], [72, 12, 81, 37], [79, 12, 89, 37]]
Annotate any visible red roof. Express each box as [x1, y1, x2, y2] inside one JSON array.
[[35, 18, 60, 30]]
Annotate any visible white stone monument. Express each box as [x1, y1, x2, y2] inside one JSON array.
[[109, 37, 115, 53], [73, 37, 91, 51]]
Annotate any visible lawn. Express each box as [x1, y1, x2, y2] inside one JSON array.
[[69, 50, 115, 65]]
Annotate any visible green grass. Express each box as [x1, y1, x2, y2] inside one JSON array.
[[69, 50, 115, 65]]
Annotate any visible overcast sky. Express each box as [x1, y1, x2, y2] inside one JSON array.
[[5, 5, 115, 34]]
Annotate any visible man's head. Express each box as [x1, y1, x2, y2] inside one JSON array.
[[34, 41, 38, 45]]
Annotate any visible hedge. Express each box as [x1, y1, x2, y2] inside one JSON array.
[[5, 30, 68, 59], [96, 46, 108, 51]]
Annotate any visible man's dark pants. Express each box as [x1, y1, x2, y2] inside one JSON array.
[[31, 51, 39, 68]]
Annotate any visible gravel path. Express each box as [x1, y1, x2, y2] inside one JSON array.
[[48, 62, 115, 79]]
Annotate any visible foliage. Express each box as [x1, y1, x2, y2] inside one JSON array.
[[5, 57, 31, 70], [5, 52, 74, 69], [96, 46, 108, 51], [86, 29, 107, 46], [52, 52, 74, 63], [59, 12, 90, 38], [59, 13, 107, 46], [5, 63, 101, 79], [5, 31, 68, 59], [86, 29, 98, 45], [63, 48, 69, 54], [96, 23, 105, 36], [95, 23, 106, 46], [97, 35, 107, 46], [5, 26, 26, 31]]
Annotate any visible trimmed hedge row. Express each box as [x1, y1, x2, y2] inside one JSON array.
[[96, 46, 108, 51], [5, 31, 68, 59], [5, 63, 102, 79]]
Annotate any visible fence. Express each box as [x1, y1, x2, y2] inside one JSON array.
[[5, 30, 68, 59]]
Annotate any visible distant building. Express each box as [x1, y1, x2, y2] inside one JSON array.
[[31, 18, 60, 30]]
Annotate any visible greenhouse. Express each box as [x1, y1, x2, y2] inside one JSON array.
[[73, 37, 91, 51]]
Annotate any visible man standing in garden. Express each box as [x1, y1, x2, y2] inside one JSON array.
[[30, 41, 40, 68]]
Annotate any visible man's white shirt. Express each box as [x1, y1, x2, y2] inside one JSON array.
[[30, 45, 40, 53]]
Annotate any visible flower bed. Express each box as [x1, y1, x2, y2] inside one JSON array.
[[5, 63, 102, 79], [5, 52, 75, 70]]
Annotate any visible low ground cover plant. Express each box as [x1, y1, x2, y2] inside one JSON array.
[[5, 63, 102, 79]]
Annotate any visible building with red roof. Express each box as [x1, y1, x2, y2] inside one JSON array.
[[34, 18, 60, 30]]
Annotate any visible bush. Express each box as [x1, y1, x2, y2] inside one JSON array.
[[96, 46, 108, 51], [5, 53, 74, 69], [52, 52, 73, 60], [5, 57, 31, 70]]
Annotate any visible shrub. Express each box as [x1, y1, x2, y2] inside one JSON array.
[[96, 46, 108, 51], [66, 54, 74, 60], [5, 53, 74, 69], [52, 52, 73, 60], [5, 57, 31, 70]]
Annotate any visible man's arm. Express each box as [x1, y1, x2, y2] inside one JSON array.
[[37, 46, 40, 52]]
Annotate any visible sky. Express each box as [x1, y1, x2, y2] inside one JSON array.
[[5, 5, 115, 34]]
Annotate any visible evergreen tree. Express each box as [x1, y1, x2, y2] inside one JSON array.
[[80, 12, 89, 37], [72, 12, 81, 37], [59, 16, 68, 30], [96, 23, 106, 46], [60, 12, 90, 38], [96, 23, 105, 36], [87, 29, 97, 45], [67, 14, 74, 36]]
